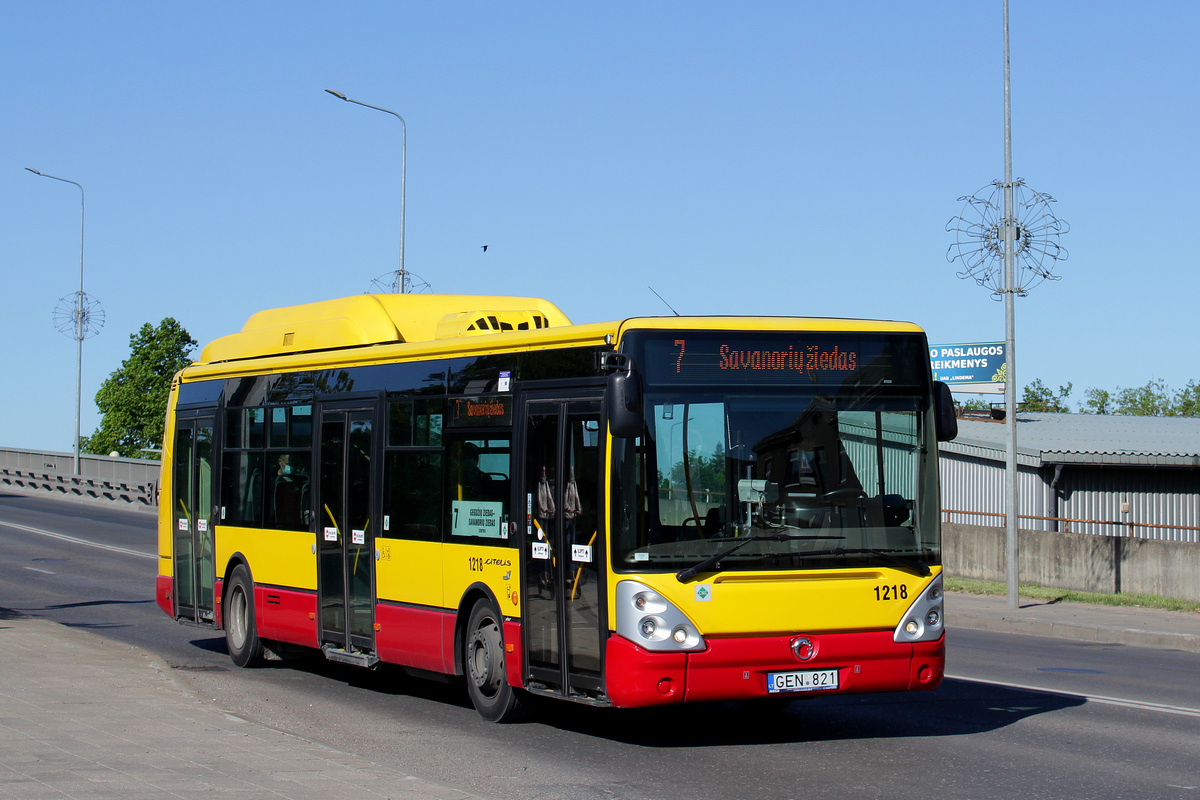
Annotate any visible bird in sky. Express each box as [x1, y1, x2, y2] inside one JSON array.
[[481, 245, 488, 252]]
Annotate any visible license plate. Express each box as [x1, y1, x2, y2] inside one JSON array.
[[766, 668, 839, 693]]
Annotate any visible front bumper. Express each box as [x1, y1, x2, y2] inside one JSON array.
[[605, 629, 944, 708]]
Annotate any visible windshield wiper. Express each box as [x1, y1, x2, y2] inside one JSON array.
[[789, 547, 932, 577], [675, 534, 844, 582]]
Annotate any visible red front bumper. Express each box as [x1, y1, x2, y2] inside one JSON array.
[[605, 630, 944, 708]]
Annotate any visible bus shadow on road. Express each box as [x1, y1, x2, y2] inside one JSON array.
[[526, 678, 1086, 745]]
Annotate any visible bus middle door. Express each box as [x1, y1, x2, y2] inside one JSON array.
[[519, 395, 606, 702], [315, 405, 378, 666]]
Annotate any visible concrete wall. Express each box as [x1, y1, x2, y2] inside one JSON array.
[[0, 447, 161, 483], [944, 522, 1200, 603], [0, 447, 160, 508]]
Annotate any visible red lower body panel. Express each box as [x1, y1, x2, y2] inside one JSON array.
[[375, 603, 456, 674], [503, 621, 524, 688], [156, 574, 173, 618], [606, 631, 944, 708], [254, 586, 318, 648]]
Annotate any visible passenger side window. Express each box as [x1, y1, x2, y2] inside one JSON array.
[[445, 435, 511, 544]]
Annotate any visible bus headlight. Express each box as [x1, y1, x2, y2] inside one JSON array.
[[894, 574, 944, 643], [616, 581, 706, 652]]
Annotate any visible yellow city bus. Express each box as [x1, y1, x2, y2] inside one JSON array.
[[157, 294, 958, 721]]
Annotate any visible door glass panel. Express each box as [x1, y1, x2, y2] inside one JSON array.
[[172, 426, 195, 612], [319, 414, 346, 639], [524, 410, 559, 672], [347, 413, 374, 641], [196, 423, 215, 616], [564, 403, 602, 677]]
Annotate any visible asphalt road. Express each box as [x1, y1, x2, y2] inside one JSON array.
[[1, 491, 1197, 800]]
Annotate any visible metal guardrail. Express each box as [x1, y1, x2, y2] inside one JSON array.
[[0, 466, 158, 508], [943, 508, 1200, 539]]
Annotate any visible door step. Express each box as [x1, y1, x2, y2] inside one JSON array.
[[321, 645, 379, 669]]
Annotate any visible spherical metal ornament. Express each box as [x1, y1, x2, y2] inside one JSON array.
[[946, 179, 1069, 298], [367, 270, 430, 294], [52, 292, 105, 341]]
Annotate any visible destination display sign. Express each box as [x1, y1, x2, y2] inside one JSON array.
[[638, 332, 925, 387], [446, 395, 513, 427], [450, 500, 507, 538]]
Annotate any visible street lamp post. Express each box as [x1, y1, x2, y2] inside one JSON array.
[[26, 167, 87, 475], [325, 89, 408, 293]]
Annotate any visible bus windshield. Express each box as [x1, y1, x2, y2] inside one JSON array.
[[611, 330, 941, 574]]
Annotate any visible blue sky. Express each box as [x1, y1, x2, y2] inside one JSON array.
[[3, 2, 1197, 452]]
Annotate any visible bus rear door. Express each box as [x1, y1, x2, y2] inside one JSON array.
[[171, 415, 216, 624]]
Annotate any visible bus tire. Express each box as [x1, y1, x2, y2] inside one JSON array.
[[464, 598, 526, 723], [225, 564, 264, 668]]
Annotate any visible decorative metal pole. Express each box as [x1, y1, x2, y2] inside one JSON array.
[[1001, 0, 1019, 609], [946, 0, 1068, 614], [326, 89, 407, 293], [26, 168, 103, 476]]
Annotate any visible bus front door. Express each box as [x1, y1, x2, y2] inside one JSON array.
[[172, 416, 216, 624], [316, 407, 377, 664], [520, 397, 606, 702]]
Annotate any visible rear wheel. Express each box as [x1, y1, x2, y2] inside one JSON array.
[[464, 599, 526, 722], [225, 565, 264, 667]]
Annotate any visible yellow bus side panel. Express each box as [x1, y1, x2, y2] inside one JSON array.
[[442, 542, 521, 618], [609, 566, 942, 636], [216, 526, 317, 590], [375, 539, 445, 608]]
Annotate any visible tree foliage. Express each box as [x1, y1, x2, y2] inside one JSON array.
[[81, 318, 198, 458], [975, 378, 1200, 417], [1077, 378, 1199, 417], [1021, 379, 1072, 413]]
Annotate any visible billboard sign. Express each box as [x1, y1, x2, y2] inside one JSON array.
[[929, 342, 1006, 394]]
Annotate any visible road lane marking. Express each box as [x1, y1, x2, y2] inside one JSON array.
[[0, 519, 156, 560], [24, 566, 56, 574], [948, 673, 1200, 718]]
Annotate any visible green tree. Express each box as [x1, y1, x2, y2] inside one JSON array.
[[81, 318, 198, 458], [1021, 379, 1072, 412], [954, 397, 991, 412], [1113, 379, 1172, 416], [1080, 387, 1111, 415], [1173, 380, 1200, 417]]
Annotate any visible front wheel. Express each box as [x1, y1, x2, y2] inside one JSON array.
[[225, 564, 264, 668], [464, 599, 526, 722]]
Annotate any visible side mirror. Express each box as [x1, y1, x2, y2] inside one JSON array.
[[934, 381, 958, 442], [606, 357, 643, 439]]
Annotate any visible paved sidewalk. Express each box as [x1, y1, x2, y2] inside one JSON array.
[[948, 590, 1200, 653], [0, 611, 491, 800]]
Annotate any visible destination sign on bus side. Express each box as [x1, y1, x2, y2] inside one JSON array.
[[446, 395, 513, 427]]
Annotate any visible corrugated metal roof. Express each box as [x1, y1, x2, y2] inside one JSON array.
[[941, 412, 1200, 467]]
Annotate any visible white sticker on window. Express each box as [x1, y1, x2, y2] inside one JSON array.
[[324, 527, 338, 542], [197, 519, 208, 533], [532, 541, 550, 560], [383, 515, 390, 531], [634, 552, 649, 562], [178, 518, 188, 531], [352, 529, 365, 545], [571, 544, 592, 562]]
